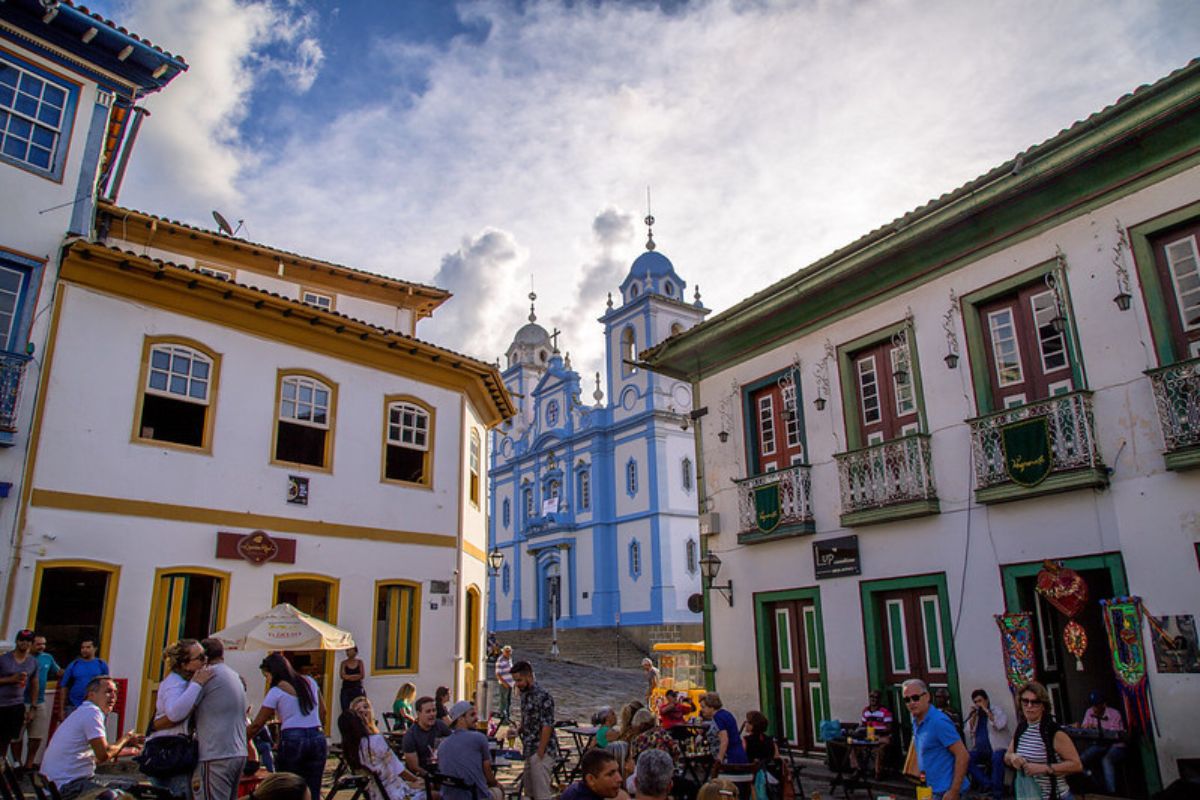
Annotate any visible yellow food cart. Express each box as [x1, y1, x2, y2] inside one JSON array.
[[648, 641, 706, 718]]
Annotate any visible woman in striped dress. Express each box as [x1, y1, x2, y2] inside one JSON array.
[[1004, 682, 1082, 799]]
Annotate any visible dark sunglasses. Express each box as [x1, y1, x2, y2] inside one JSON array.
[[1020, 698, 1043, 706], [903, 693, 926, 703]]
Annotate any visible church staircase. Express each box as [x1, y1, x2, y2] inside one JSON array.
[[496, 626, 652, 670]]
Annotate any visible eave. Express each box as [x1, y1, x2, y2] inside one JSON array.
[[61, 241, 516, 426]]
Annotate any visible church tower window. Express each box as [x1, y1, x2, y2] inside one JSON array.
[[664, 281, 673, 296], [523, 485, 534, 519], [622, 327, 637, 376], [546, 400, 559, 426], [629, 539, 642, 579], [686, 539, 698, 574], [577, 468, 591, 511], [502, 564, 511, 595], [681, 457, 693, 491], [502, 498, 511, 528], [626, 458, 638, 496]]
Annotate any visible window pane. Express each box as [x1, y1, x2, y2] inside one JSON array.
[[987, 308, 1024, 385], [17, 73, 41, 94], [3, 136, 27, 160], [188, 381, 206, 400], [171, 354, 191, 374], [1030, 291, 1068, 372], [14, 92, 36, 117], [192, 361, 209, 380], [857, 356, 881, 424], [169, 375, 187, 395], [42, 85, 64, 107], [151, 350, 170, 370]]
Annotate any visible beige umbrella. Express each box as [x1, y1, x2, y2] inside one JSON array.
[[209, 602, 355, 651]]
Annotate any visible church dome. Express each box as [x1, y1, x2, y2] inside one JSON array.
[[628, 251, 676, 280], [512, 321, 551, 348]]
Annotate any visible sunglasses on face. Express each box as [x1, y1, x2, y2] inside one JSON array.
[[1020, 698, 1043, 706], [903, 693, 926, 703]]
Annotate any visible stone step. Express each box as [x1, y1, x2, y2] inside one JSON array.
[[495, 626, 652, 669]]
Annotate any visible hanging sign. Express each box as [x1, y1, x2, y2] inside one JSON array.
[[813, 535, 860, 579], [753, 483, 782, 533], [995, 612, 1037, 693], [1001, 417, 1053, 486], [216, 531, 296, 565]]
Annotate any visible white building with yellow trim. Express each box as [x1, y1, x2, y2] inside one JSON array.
[[6, 201, 514, 729]]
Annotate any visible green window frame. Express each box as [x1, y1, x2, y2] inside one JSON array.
[[1128, 200, 1200, 365], [836, 319, 928, 449]]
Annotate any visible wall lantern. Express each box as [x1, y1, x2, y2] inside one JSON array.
[[717, 430, 730, 443], [813, 396, 827, 411], [1111, 221, 1133, 312], [487, 548, 505, 575], [944, 353, 959, 369], [1113, 292, 1132, 311], [699, 550, 733, 607]]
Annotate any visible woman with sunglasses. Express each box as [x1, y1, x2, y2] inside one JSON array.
[[1004, 682, 1082, 799], [146, 639, 213, 798]]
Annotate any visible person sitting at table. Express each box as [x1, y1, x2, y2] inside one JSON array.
[[393, 683, 418, 730], [698, 693, 747, 772], [436, 701, 503, 800], [658, 691, 694, 731], [848, 689, 893, 779], [247, 772, 311, 800], [1078, 690, 1127, 795], [402, 696, 452, 780], [434, 687, 452, 726], [340, 700, 425, 800], [615, 702, 644, 744], [742, 711, 781, 778], [632, 750, 673, 800], [40, 676, 141, 800], [593, 707, 617, 748], [695, 779, 738, 800], [629, 709, 682, 768], [561, 749, 629, 800]]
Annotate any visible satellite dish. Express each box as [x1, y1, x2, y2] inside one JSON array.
[[687, 593, 704, 613], [212, 210, 233, 235]]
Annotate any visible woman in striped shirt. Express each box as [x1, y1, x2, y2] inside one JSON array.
[[1004, 682, 1082, 799]]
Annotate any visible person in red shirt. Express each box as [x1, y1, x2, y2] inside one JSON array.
[[850, 690, 893, 779], [657, 691, 694, 730]]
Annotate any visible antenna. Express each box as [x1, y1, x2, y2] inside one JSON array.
[[211, 210, 244, 237]]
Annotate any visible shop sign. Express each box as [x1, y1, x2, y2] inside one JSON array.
[[753, 483, 782, 533], [216, 531, 297, 565], [287, 475, 309, 505], [813, 535, 860, 579]]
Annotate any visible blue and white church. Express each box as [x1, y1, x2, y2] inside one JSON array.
[[488, 220, 709, 636]]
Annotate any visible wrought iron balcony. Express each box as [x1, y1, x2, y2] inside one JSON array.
[[734, 463, 814, 543], [0, 350, 32, 445], [834, 433, 938, 526], [1146, 356, 1200, 470], [967, 390, 1107, 502]]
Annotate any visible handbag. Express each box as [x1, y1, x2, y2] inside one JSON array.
[[136, 732, 199, 778], [1013, 772, 1042, 800]]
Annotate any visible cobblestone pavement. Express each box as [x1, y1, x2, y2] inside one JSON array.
[[494, 650, 649, 723]]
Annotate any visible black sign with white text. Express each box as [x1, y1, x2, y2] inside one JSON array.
[[813, 535, 860, 579]]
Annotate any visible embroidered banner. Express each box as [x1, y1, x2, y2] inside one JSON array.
[[1001, 416, 1052, 486], [995, 612, 1037, 694], [1101, 596, 1153, 733], [753, 482, 782, 533]]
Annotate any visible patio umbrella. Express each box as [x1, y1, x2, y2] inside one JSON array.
[[209, 602, 355, 651]]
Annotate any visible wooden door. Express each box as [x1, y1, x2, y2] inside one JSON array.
[[768, 600, 824, 750], [749, 380, 805, 473], [978, 283, 1073, 409], [851, 340, 918, 444], [877, 589, 949, 747], [1151, 222, 1200, 359]]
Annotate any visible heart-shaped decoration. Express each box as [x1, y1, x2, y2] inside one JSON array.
[[1036, 560, 1089, 618]]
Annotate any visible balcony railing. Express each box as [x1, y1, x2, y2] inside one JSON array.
[[967, 390, 1105, 499], [834, 434, 938, 525], [1146, 356, 1200, 470], [734, 463, 814, 541], [0, 350, 32, 440]]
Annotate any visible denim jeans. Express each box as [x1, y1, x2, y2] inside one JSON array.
[[497, 684, 512, 720], [278, 727, 328, 800], [1081, 742, 1127, 794], [968, 747, 1006, 799]]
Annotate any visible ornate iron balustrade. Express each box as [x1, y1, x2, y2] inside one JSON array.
[[1146, 357, 1200, 457], [0, 350, 32, 434], [834, 434, 937, 516], [967, 390, 1101, 490], [734, 463, 813, 538]]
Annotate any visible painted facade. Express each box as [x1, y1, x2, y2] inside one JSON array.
[[488, 231, 707, 635], [645, 62, 1200, 790], [0, 0, 185, 639], [6, 202, 514, 730]]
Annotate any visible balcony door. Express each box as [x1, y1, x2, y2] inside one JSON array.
[[1151, 222, 1200, 359], [978, 284, 1073, 409], [748, 380, 804, 473], [850, 340, 917, 444]]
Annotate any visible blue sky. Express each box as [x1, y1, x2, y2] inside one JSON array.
[[86, 1, 1200, 380]]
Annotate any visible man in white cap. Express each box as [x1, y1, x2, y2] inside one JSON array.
[[436, 700, 502, 800]]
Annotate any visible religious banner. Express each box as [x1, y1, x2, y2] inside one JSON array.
[[753, 482, 782, 533], [995, 612, 1037, 694], [1000, 416, 1052, 486], [1100, 596, 1153, 733], [1063, 620, 1088, 670]]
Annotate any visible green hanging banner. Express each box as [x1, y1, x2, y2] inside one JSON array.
[[753, 483, 782, 533], [1001, 416, 1053, 487]]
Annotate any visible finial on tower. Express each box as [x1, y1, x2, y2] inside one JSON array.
[[564, 351, 572, 369], [645, 186, 656, 252], [528, 291, 537, 323], [606, 291, 613, 310], [694, 285, 703, 307], [593, 372, 604, 406]]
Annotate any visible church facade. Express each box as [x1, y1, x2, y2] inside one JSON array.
[[488, 227, 708, 634]]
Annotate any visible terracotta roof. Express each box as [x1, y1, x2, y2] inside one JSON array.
[[98, 202, 452, 305], [65, 1, 186, 63]]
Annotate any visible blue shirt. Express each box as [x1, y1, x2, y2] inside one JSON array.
[[713, 708, 748, 764], [60, 657, 109, 708], [24, 652, 62, 705], [913, 707, 967, 794]]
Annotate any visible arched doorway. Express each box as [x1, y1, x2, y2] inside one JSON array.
[[274, 574, 340, 730], [464, 586, 481, 699], [537, 558, 561, 629]]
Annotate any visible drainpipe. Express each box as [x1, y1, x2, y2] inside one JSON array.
[[690, 380, 717, 692], [105, 105, 149, 203]]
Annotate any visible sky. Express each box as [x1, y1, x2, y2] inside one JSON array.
[[87, 0, 1200, 385]]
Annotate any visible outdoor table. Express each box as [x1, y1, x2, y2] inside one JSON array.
[[560, 725, 599, 784], [824, 738, 881, 799], [677, 753, 713, 787]]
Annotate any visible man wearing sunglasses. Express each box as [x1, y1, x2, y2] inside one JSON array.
[[904, 679, 968, 800]]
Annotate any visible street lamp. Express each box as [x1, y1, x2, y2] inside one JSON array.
[[487, 548, 504, 576], [699, 551, 733, 607]]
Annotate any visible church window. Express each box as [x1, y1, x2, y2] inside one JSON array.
[[681, 457, 693, 492], [502, 498, 511, 528], [622, 327, 637, 376], [273, 371, 335, 470], [629, 539, 642, 579], [577, 469, 591, 510], [523, 485, 534, 519], [626, 458, 638, 496], [686, 539, 698, 574], [664, 281, 673, 296], [502, 564, 511, 595], [630, 284, 640, 299], [546, 400, 559, 426], [383, 396, 433, 486], [539, 350, 547, 363], [544, 479, 560, 514], [469, 429, 481, 506], [136, 336, 220, 452]]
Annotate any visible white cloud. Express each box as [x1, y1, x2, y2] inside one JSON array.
[[112, 0, 1199, 380]]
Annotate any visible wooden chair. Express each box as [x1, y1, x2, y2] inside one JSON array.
[[0, 763, 21, 800], [29, 773, 62, 800]]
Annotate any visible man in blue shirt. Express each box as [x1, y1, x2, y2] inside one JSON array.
[[905, 679, 967, 800], [21, 633, 62, 770], [57, 639, 109, 718]]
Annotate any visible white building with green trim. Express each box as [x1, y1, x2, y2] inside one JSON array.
[[644, 59, 1200, 792]]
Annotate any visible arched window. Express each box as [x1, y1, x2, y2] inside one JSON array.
[[136, 337, 220, 451], [383, 396, 433, 485], [469, 429, 481, 506], [546, 400, 559, 426], [686, 539, 698, 573], [622, 327, 637, 376], [629, 539, 642, 579], [664, 281, 673, 296], [523, 485, 534, 518], [274, 371, 335, 469], [626, 458, 638, 496], [502, 564, 511, 595], [577, 469, 591, 511], [681, 457, 693, 491], [502, 498, 511, 528], [630, 284, 640, 299]]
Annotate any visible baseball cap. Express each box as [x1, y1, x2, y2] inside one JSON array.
[[14, 629, 34, 642], [448, 700, 474, 722]]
